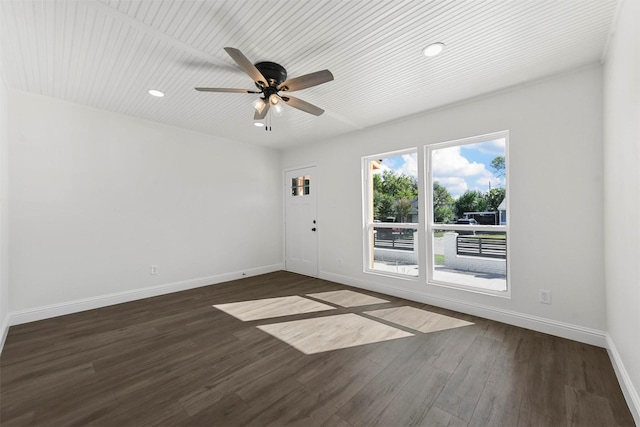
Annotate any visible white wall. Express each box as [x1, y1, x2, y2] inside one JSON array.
[[8, 91, 282, 315], [283, 66, 606, 343], [0, 76, 9, 348], [604, 0, 640, 422]]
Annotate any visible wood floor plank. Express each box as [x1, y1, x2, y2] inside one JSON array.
[[560, 339, 634, 426], [272, 357, 385, 426], [176, 392, 250, 427], [1, 363, 97, 413], [320, 414, 352, 427], [337, 325, 452, 425], [30, 382, 120, 427], [432, 335, 499, 422], [233, 363, 308, 411], [421, 405, 469, 427], [178, 384, 227, 417], [426, 320, 485, 374], [564, 384, 617, 427], [360, 332, 424, 367], [335, 348, 421, 425], [0, 410, 35, 427], [467, 327, 527, 427], [517, 333, 570, 427], [241, 386, 319, 427], [372, 363, 451, 426], [0, 271, 635, 426]]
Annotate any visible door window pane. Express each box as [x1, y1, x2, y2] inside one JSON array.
[[291, 175, 311, 196]]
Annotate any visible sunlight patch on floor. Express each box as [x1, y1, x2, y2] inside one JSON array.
[[306, 290, 389, 307], [213, 296, 335, 321], [364, 306, 474, 333], [257, 313, 413, 354]]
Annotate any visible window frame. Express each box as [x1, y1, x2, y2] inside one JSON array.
[[362, 148, 420, 280], [425, 130, 511, 297]]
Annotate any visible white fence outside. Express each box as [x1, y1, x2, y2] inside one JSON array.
[[443, 232, 506, 275]]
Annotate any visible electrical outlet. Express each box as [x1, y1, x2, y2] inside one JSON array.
[[539, 289, 551, 304], [150, 265, 158, 275]]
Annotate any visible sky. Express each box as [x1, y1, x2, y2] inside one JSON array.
[[377, 138, 506, 199]]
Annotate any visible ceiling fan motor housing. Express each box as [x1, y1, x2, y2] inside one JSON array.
[[254, 61, 287, 88]]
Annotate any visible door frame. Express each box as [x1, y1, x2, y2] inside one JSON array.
[[283, 165, 319, 276]]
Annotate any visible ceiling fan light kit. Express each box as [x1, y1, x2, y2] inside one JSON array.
[[272, 103, 284, 117], [253, 98, 267, 113], [195, 47, 334, 126]]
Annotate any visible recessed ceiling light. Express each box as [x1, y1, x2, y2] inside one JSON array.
[[148, 89, 165, 97], [423, 42, 445, 57], [254, 122, 265, 127]]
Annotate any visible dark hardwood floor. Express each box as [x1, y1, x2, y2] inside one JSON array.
[[0, 271, 634, 426]]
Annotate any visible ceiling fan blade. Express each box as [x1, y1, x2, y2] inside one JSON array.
[[282, 95, 325, 116], [195, 87, 260, 93], [224, 47, 268, 87], [254, 101, 270, 120], [278, 70, 334, 92]]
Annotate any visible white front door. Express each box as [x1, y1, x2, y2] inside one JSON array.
[[285, 167, 318, 277]]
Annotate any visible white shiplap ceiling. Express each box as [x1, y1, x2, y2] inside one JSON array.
[[0, 0, 618, 149]]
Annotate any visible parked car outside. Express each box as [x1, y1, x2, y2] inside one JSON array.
[[454, 218, 478, 235]]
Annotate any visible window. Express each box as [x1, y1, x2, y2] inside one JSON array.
[[363, 149, 419, 277], [291, 175, 310, 196], [427, 131, 509, 294]]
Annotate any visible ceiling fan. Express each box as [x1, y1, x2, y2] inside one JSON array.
[[195, 47, 334, 120]]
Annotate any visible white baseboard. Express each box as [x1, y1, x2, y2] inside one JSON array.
[[319, 271, 607, 348], [7, 263, 284, 327], [606, 335, 640, 426]]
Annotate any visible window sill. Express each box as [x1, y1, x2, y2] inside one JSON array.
[[364, 268, 420, 282], [427, 278, 511, 299]]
